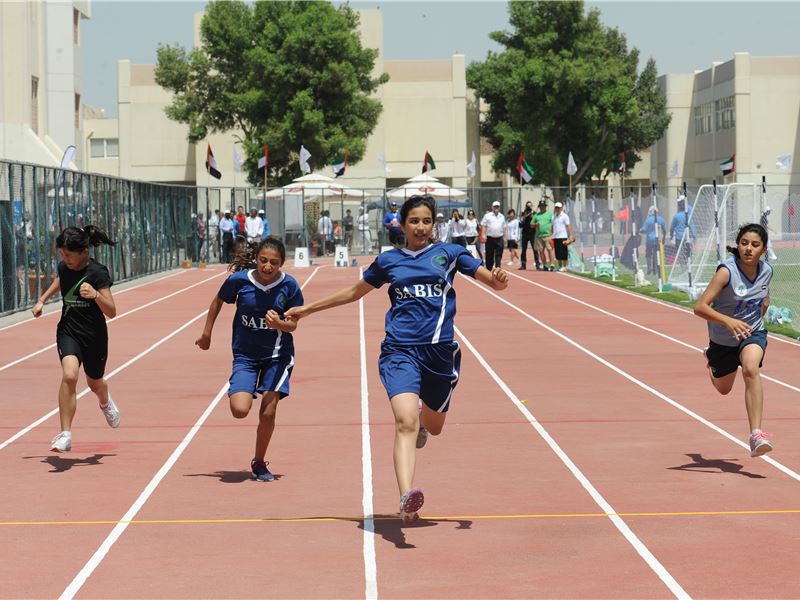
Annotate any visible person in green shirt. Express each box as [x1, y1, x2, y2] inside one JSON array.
[[532, 199, 554, 271]]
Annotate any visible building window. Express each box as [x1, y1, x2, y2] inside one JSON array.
[[715, 96, 735, 131], [694, 102, 713, 135], [31, 77, 39, 134], [90, 138, 120, 158], [73, 9, 80, 45], [74, 93, 81, 129]]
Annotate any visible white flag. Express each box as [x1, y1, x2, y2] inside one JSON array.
[[466, 151, 476, 177], [378, 152, 391, 174], [299, 145, 311, 174], [233, 146, 244, 172], [776, 153, 792, 171], [670, 159, 679, 177], [566, 152, 577, 176]]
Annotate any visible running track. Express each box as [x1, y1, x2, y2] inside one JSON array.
[[1, 260, 798, 598]]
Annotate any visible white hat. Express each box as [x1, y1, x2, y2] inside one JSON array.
[[554, 202, 563, 208], [492, 201, 501, 207], [258, 209, 265, 214], [436, 212, 444, 218]]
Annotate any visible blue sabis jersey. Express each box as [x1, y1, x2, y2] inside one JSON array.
[[217, 270, 303, 361], [362, 243, 483, 346]]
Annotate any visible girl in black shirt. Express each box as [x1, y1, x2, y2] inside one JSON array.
[[32, 226, 119, 452]]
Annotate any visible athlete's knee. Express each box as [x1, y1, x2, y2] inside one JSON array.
[[230, 405, 249, 419], [61, 371, 79, 388], [395, 414, 417, 435], [741, 363, 761, 381]]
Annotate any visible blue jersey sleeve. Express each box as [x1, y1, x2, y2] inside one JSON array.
[[455, 246, 483, 277], [362, 255, 389, 288], [285, 278, 304, 311], [217, 272, 241, 304]]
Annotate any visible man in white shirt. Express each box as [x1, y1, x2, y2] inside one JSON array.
[[219, 211, 235, 262], [481, 201, 507, 270], [434, 213, 450, 243], [357, 207, 372, 254], [317, 210, 333, 256], [244, 207, 264, 244], [551, 202, 574, 271]]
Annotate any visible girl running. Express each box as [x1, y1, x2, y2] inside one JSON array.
[[32, 226, 119, 453], [195, 237, 302, 481], [694, 223, 774, 457], [285, 195, 509, 524]]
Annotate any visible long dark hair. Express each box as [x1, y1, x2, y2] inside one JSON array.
[[399, 195, 436, 224], [726, 223, 768, 259], [229, 236, 286, 272], [56, 225, 116, 251]]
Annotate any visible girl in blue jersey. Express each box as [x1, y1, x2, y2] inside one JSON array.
[[694, 224, 774, 457], [196, 237, 303, 481], [286, 196, 508, 524], [32, 226, 120, 453]]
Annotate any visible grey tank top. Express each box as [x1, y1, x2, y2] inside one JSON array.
[[708, 256, 772, 346]]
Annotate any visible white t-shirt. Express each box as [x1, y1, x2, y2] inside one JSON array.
[[244, 216, 263, 239], [357, 214, 370, 231], [552, 212, 571, 239], [449, 217, 467, 238], [318, 216, 333, 236], [435, 221, 450, 243], [506, 218, 520, 241], [464, 217, 479, 237], [481, 211, 506, 238]]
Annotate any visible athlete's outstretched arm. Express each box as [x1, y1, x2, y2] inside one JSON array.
[[285, 279, 375, 321], [195, 295, 224, 350], [474, 266, 508, 291], [32, 276, 61, 317]]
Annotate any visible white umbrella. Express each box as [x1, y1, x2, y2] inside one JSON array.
[[263, 172, 365, 200], [387, 175, 466, 200]]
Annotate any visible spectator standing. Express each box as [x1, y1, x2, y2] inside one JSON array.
[[357, 207, 372, 254], [343, 209, 354, 250], [670, 196, 694, 265], [640, 206, 666, 275], [258, 209, 271, 240], [449, 209, 467, 247], [434, 212, 450, 243], [317, 210, 333, 256], [551, 202, 574, 272], [532, 200, 554, 271], [208, 209, 220, 260], [505, 209, 521, 267], [245, 208, 264, 244], [519, 206, 540, 271], [196, 212, 207, 260], [383, 202, 404, 247], [481, 201, 506, 270], [234, 206, 247, 236], [463, 209, 482, 259], [219, 211, 235, 263]]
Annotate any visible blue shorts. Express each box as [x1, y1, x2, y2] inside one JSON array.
[[229, 354, 294, 399], [378, 341, 461, 412], [706, 329, 767, 378]]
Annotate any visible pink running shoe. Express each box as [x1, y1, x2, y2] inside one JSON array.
[[399, 487, 424, 525], [749, 431, 773, 457]]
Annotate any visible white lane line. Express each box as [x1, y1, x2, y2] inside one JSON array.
[[0, 269, 187, 333], [0, 311, 210, 451], [509, 272, 800, 394], [59, 265, 324, 598], [461, 275, 800, 483], [57, 382, 229, 600], [359, 267, 378, 599], [0, 271, 225, 374], [559, 271, 800, 347], [454, 325, 690, 599]]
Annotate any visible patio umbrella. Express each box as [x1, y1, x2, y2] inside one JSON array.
[[386, 175, 466, 200], [263, 173, 365, 200]]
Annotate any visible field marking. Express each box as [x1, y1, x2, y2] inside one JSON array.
[[462, 275, 800, 484], [0, 271, 225, 374], [455, 323, 689, 599], [508, 272, 800, 394]]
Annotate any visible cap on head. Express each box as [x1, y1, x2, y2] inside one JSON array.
[[554, 202, 563, 208], [258, 209, 265, 215], [436, 212, 444, 218], [390, 201, 398, 207], [492, 201, 501, 207], [538, 200, 547, 207]]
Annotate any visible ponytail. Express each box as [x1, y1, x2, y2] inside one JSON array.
[[228, 236, 286, 273], [56, 225, 116, 252]]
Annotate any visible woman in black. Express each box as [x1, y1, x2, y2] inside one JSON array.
[[32, 226, 119, 452]]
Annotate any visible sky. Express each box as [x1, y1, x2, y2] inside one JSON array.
[[81, 1, 800, 117]]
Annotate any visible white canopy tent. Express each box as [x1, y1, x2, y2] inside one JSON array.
[[386, 174, 467, 200]]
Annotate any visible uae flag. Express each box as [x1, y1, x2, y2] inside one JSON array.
[[257, 145, 269, 170], [332, 151, 347, 177], [206, 143, 221, 179], [422, 151, 436, 173], [516, 152, 534, 184], [614, 151, 626, 174], [720, 154, 735, 176]]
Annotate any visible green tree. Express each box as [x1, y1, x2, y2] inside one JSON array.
[[466, 1, 670, 186], [155, 0, 388, 186]]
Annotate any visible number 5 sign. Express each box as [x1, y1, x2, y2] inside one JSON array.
[[334, 245, 349, 268]]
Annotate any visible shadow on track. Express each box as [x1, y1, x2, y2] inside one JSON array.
[[668, 453, 766, 479], [184, 470, 284, 483], [23, 453, 117, 473]]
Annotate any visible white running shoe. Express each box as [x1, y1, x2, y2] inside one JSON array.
[[51, 431, 72, 453], [101, 395, 120, 428]]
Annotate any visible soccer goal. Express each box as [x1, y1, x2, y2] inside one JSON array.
[[667, 182, 763, 297]]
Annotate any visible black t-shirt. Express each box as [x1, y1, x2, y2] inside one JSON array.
[[57, 259, 113, 345], [521, 212, 534, 235]]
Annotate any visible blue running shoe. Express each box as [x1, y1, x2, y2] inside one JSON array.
[[250, 459, 275, 482]]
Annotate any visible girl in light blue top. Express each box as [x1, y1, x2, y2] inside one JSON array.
[[694, 223, 773, 457]]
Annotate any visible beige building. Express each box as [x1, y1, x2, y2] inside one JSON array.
[[650, 52, 800, 190], [0, 0, 90, 166], [84, 8, 483, 198]]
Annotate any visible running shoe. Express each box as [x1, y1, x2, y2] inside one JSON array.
[[100, 395, 121, 428], [416, 426, 429, 449], [51, 431, 72, 453], [749, 431, 773, 457], [399, 487, 424, 524], [250, 459, 275, 482]]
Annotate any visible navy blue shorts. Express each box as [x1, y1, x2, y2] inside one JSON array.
[[228, 354, 294, 399], [378, 341, 461, 412], [706, 329, 767, 378]]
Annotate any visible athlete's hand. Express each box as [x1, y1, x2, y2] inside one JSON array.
[[724, 317, 753, 340], [195, 334, 211, 350], [284, 306, 307, 322], [31, 301, 44, 318], [491, 267, 509, 289], [265, 310, 282, 328], [79, 282, 98, 300]]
